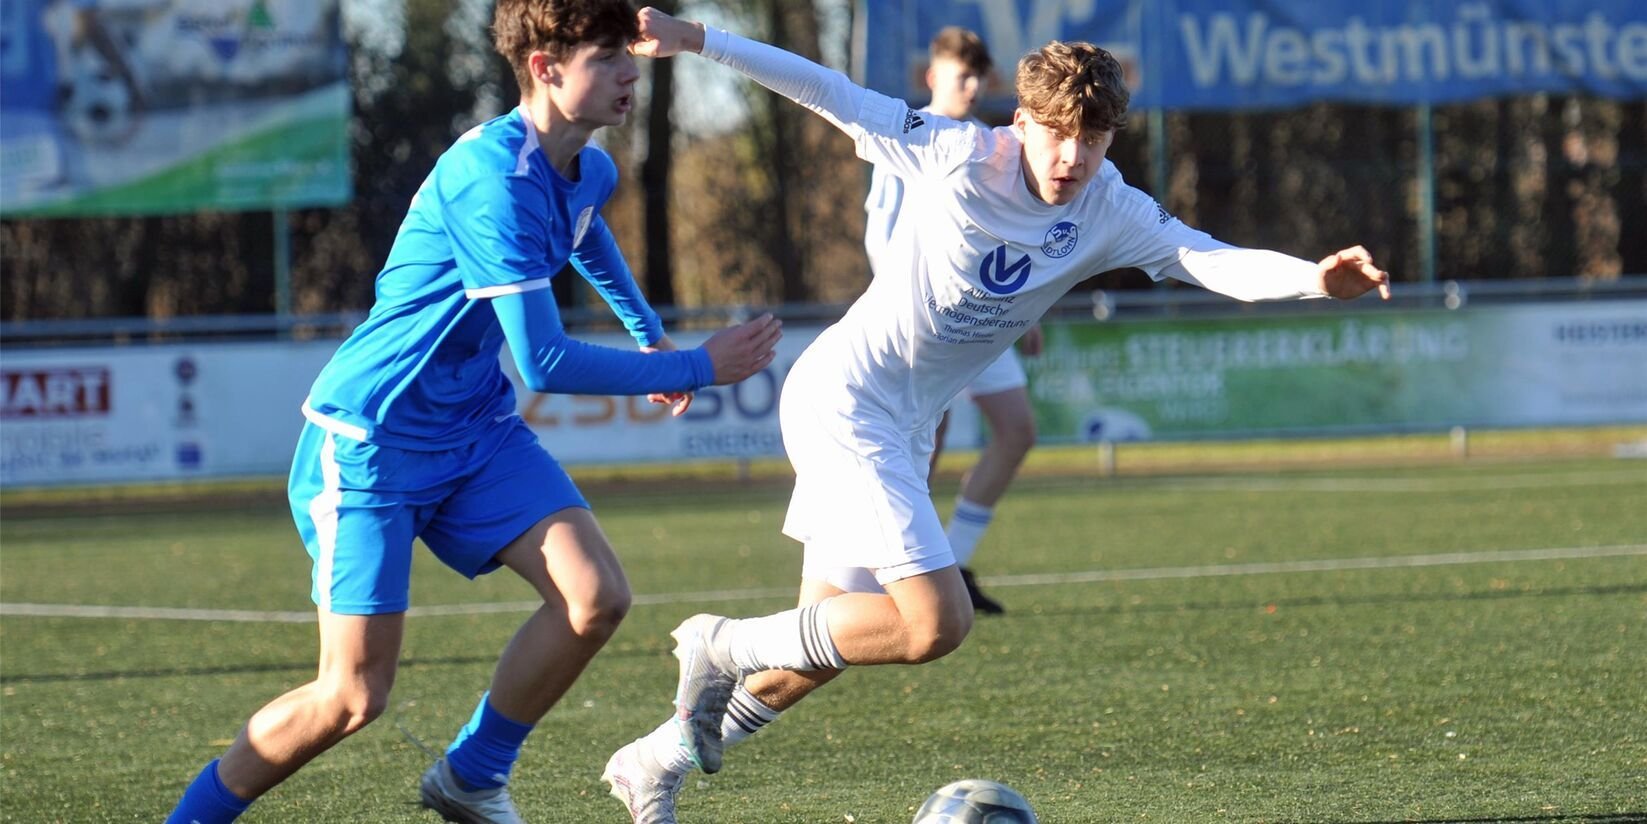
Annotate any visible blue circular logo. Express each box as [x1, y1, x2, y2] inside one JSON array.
[[1042, 221, 1079, 258], [978, 245, 1032, 294]]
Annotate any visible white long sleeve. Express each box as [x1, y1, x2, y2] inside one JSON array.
[[1165, 246, 1328, 302], [699, 27, 981, 182], [700, 27, 868, 135]]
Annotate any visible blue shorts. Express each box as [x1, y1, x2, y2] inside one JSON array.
[[287, 418, 587, 615]]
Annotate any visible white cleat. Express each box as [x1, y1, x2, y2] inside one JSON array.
[[602, 740, 684, 824], [419, 757, 526, 824], [670, 613, 740, 774]]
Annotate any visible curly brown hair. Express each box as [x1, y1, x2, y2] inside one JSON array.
[[1015, 41, 1129, 139], [492, 0, 639, 94]]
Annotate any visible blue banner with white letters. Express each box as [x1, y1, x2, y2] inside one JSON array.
[[857, 0, 1647, 111]]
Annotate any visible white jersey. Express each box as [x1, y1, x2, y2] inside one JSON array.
[[704, 29, 1325, 432], [863, 107, 987, 271]]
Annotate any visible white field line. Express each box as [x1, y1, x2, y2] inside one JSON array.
[[3, 545, 1643, 624], [982, 543, 1647, 588], [1107, 469, 1647, 494]]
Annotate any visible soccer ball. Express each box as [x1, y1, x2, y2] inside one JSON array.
[[912, 779, 1038, 823]]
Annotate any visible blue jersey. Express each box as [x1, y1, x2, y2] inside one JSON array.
[[305, 107, 710, 450]]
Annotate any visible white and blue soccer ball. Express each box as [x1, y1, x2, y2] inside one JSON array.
[[912, 778, 1038, 823]]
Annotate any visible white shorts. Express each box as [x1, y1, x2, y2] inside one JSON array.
[[965, 348, 1027, 398], [778, 372, 955, 589]]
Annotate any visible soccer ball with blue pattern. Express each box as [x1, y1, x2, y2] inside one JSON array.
[[912, 779, 1038, 823]]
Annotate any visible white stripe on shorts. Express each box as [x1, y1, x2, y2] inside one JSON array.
[[310, 431, 344, 613]]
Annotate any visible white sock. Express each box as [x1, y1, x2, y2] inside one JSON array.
[[639, 715, 694, 775], [727, 598, 847, 673], [947, 498, 994, 566], [719, 684, 782, 747], [640, 684, 784, 777]]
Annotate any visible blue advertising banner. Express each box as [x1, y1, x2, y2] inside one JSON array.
[[0, 0, 350, 216], [858, 1, 1647, 112]]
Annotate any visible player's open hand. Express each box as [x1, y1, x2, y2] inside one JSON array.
[[631, 6, 706, 58], [701, 314, 782, 386], [1317, 246, 1391, 300]]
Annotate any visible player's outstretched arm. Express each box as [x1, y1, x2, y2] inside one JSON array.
[[633, 6, 861, 132], [1115, 183, 1391, 303], [494, 287, 711, 396]]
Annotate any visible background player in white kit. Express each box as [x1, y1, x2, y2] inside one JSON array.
[[863, 25, 1033, 615], [603, 8, 1392, 821]]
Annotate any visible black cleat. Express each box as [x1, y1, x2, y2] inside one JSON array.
[[960, 567, 1005, 615]]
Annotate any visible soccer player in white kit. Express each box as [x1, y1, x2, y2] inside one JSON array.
[[864, 26, 1032, 615], [604, 8, 1392, 820]]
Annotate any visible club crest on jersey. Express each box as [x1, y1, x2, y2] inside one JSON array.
[[1042, 221, 1079, 258], [573, 206, 595, 247], [902, 110, 926, 133], [978, 244, 1032, 295]]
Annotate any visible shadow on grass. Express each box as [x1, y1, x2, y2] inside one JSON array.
[[8, 581, 1646, 685], [0, 643, 675, 686], [1314, 815, 1647, 823]]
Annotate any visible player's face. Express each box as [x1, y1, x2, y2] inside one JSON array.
[[546, 41, 640, 127], [926, 57, 983, 119], [1013, 109, 1112, 206]]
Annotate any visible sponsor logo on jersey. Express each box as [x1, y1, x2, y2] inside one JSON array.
[[1154, 202, 1172, 224], [1042, 221, 1079, 258], [573, 206, 595, 247], [978, 244, 1032, 295], [902, 110, 926, 133]]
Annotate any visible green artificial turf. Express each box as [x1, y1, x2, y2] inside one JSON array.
[[2, 456, 1643, 822]]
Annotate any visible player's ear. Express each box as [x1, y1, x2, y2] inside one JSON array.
[[529, 51, 559, 88], [1011, 107, 1029, 130], [925, 65, 938, 93]]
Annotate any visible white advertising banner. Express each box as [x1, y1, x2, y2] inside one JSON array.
[[12, 298, 1634, 488], [1, 340, 337, 486], [503, 325, 987, 464], [0, 325, 970, 486]]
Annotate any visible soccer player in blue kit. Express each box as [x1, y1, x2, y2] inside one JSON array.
[[163, 2, 780, 823]]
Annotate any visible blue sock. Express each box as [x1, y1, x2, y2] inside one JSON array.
[[444, 693, 535, 790], [165, 759, 251, 824]]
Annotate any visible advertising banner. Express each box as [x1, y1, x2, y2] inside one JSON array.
[[859, 0, 1647, 112], [0, 341, 336, 485], [0, 0, 350, 216], [505, 325, 986, 465], [6, 302, 1639, 487], [0, 325, 982, 486], [1025, 302, 1647, 443]]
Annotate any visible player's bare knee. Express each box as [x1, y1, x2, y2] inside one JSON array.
[[566, 587, 631, 640], [999, 418, 1036, 458], [904, 605, 974, 663], [319, 680, 390, 735]]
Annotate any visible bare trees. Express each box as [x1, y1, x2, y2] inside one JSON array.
[[2, 1, 1642, 323]]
